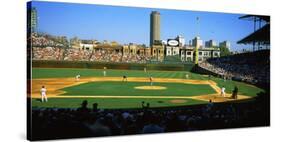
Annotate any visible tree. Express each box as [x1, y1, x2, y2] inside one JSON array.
[[219, 46, 231, 56]]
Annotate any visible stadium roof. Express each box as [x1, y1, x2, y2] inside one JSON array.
[[237, 24, 270, 45], [239, 15, 270, 23]]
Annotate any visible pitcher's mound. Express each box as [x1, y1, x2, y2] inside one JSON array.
[[134, 86, 167, 90]]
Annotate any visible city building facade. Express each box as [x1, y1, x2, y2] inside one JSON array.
[[219, 41, 231, 49], [180, 46, 220, 62], [205, 40, 217, 47]]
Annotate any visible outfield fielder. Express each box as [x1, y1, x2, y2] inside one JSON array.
[[103, 67, 107, 77], [40, 86, 48, 102], [185, 73, 189, 79]]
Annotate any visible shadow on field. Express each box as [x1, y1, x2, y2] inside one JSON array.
[[35, 99, 41, 102]]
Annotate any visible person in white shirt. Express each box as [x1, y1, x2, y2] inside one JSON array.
[[40, 86, 48, 102], [75, 74, 80, 81], [221, 86, 226, 97], [185, 73, 189, 79]]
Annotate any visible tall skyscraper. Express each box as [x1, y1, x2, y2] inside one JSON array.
[[150, 11, 161, 46], [192, 36, 203, 48], [205, 40, 217, 48], [176, 35, 185, 47], [219, 41, 231, 49]]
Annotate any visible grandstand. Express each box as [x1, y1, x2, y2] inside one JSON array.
[[197, 15, 270, 88], [199, 50, 270, 85], [31, 34, 153, 63], [238, 15, 270, 51]]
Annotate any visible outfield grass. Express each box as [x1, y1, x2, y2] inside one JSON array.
[[32, 98, 207, 109], [62, 81, 216, 96], [32, 68, 207, 80]]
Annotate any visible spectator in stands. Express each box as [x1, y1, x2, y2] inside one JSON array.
[[142, 114, 164, 133], [93, 103, 98, 112], [77, 100, 90, 113], [88, 118, 111, 136]]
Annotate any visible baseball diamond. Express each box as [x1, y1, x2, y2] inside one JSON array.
[[31, 68, 263, 109]]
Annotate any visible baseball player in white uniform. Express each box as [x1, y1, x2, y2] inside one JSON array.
[[103, 67, 107, 77], [185, 73, 189, 79], [40, 86, 48, 102], [75, 74, 81, 81], [221, 86, 226, 97]]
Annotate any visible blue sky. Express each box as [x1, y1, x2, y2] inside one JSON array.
[[31, 1, 258, 51]]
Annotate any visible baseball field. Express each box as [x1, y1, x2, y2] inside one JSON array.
[[31, 68, 264, 109]]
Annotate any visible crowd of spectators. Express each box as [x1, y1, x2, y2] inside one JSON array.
[[121, 54, 151, 63], [63, 48, 92, 61], [31, 91, 269, 140], [31, 33, 67, 47], [30, 34, 153, 63], [32, 36, 57, 47], [32, 47, 151, 63], [33, 47, 64, 60], [89, 50, 122, 62], [199, 50, 270, 84]]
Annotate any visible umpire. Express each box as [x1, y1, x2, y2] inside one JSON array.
[[232, 86, 238, 99]]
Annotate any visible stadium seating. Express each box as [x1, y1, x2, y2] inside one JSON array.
[[32, 47, 151, 63], [31, 34, 152, 63], [199, 50, 270, 84]]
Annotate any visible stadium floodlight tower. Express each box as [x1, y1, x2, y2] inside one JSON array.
[[27, 5, 38, 34]]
